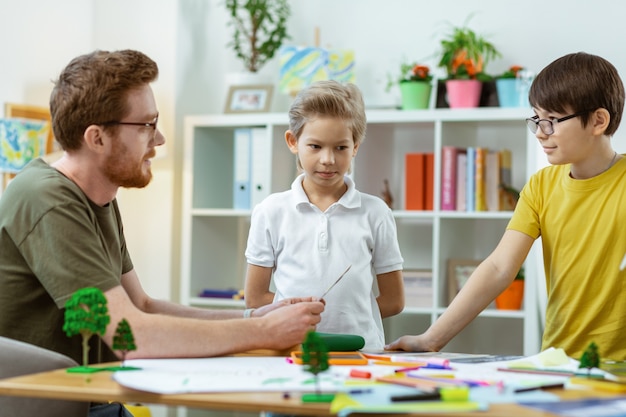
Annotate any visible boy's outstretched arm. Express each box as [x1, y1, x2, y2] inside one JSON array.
[[385, 229, 534, 352]]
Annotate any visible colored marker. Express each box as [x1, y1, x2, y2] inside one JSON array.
[[391, 391, 441, 402], [514, 382, 565, 393], [349, 369, 372, 379]]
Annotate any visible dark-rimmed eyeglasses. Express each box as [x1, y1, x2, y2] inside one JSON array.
[[101, 116, 158, 136], [525, 111, 588, 135]]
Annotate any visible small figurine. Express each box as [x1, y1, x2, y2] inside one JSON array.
[[579, 341, 600, 375], [381, 179, 393, 209], [300, 330, 334, 403], [63, 287, 110, 369], [113, 318, 137, 363]]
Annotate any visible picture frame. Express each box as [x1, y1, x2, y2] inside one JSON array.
[[224, 84, 273, 114], [4, 103, 55, 154], [447, 259, 482, 305]]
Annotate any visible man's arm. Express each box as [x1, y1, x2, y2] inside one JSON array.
[[103, 272, 324, 359]]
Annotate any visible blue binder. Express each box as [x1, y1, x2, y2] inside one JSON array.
[[233, 128, 251, 209]]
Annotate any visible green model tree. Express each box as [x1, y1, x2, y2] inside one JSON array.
[[579, 341, 600, 376], [301, 330, 332, 402], [113, 318, 137, 362], [63, 287, 110, 368]]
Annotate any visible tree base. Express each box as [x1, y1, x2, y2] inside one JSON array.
[[301, 393, 335, 403]]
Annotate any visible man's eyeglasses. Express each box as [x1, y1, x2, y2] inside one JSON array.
[[101, 116, 158, 136], [525, 111, 588, 135]]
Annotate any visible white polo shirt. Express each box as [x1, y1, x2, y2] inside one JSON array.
[[245, 174, 404, 350]]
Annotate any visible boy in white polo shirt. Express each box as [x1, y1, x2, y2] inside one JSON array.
[[244, 80, 404, 351]]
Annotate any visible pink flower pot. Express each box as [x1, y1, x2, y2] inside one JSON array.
[[445, 79, 482, 108]]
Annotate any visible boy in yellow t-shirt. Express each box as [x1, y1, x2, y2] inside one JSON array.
[[387, 52, 626, 360]]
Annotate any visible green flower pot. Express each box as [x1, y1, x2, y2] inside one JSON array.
[[399, 82, 432, 110]]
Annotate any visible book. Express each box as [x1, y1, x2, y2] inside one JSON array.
[[500, 149, 516, 210], [441, 146, 457, 211], [485, 150, 501, 211], [425, 152, 435, 211], [455, 150, 467, 211], [405, 153, 425, 210], [465, 147, 475, 212], [474, 147, 487, 211]]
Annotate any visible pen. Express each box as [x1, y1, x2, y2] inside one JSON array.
[[348, 388, 373, 394], [514, 382, 565, 393], [497, 367, 574, 377], [391, 391, 441, 402]]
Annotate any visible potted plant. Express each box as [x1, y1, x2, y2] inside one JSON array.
[[495, 267, 524, 310], [437, 17, 501, 108], [225, 0, 290, 74], [496, 65, 529, 108], [387, 61, 433, 110]]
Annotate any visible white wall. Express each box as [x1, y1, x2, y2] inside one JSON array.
[[2, 0, 626, 308]]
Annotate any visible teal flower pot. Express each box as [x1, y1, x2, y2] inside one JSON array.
[[496, 78, 529, 108]]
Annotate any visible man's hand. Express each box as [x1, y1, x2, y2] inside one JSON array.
[[259, 300, 325, 349]]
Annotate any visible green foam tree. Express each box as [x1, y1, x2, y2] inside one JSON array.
[[301, 330, 329, 396], [113, 318, 137, 362], [579, 341, 600, 376], [63, 287, 110, 367]]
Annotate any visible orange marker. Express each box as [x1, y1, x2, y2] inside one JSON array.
[[349, 369, 372, 379]]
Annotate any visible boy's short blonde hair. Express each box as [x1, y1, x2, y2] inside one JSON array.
[[288, 80, 366, 146]]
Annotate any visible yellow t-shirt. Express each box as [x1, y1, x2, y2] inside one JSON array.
[[508, 156, 626, 360]]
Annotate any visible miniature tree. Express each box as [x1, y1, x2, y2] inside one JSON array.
[[579, 342, 600, 376], [301, 330, 330, 399], [113, 318, 137, 362], [63, 287, 110, 368]]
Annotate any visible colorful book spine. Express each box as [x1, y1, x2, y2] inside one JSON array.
[[485, 150, 502, 211], [455, 150, 467, 211], [441, 146, 457, 211], [474, 147, 487, 211], [465, 147, 475, 212], [405, 153, 425, 210], [425, 152, 435, 211]]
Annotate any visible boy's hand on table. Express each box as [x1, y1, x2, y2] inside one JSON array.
[[385, 334, 438, 353]]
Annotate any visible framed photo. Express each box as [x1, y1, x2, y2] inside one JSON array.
[[447, 259, 482, 305], [224, 84, 273, 114]]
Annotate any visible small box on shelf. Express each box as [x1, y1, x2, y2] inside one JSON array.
[[403, 270, 433, 308]]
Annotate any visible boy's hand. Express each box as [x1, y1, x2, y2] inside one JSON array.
[[253, 296, 325, 317], [385, 334, 438, 352]]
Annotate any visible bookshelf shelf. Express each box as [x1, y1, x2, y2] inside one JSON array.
[[181, 108, 543, 356]]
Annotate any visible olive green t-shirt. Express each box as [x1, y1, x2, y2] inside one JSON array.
[[0, 158, 134, 364]]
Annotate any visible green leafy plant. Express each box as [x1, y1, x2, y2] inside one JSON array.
[[498, 65, 525, 79], [225, 0, 290, 73], [301, 331, 329, 396], [63, 287, 110, 367], [386, 62, 432, 92], [579, 342, 600, 375], [437, 15, 501, 80], [113, 318, 137, 362]]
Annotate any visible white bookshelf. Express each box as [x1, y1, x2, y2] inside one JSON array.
[[180, 108, 544, 356]]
